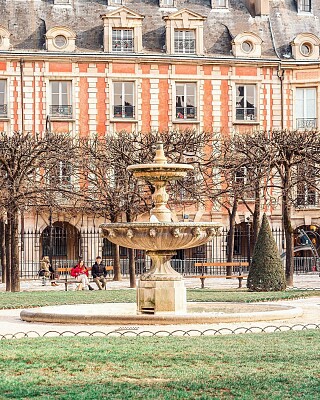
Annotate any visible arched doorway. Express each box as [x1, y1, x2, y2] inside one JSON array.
[[293, 225, 320, 272], [41, 221, 80, 267]]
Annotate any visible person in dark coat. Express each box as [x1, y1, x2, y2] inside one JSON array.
[[91, 256, 108, 290]]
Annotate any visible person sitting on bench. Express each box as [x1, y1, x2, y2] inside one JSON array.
[[92, 256, 108, 290], [71, 258, 94, 291]]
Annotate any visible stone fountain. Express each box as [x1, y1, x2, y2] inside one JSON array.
[[20, 143, 304, 325], [100, 142, 221, 315]]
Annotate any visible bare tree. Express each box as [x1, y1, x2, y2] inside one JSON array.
[[0, 131, 76, 292], [80, 130, 216, 287], [226, 129, 320, 285]]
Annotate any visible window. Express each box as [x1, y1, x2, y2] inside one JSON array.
[[213, 0, 227, 7], [175, 83, 196, 120], [300, 0, 311, 12], [54, 0, 71, 4], [235, 85, 256, 121], [50, 161, 72, 188], [54, 35, 67, 49], [112, 29, 134, 52], [113, 82, 135, 118], [0, 80, 7, 117], [296, 88, 317, 129], [50, 81, 72, 118], [160, 0, 174, 6], [174, 30, 195, 54], [297, 164, 318, 207]]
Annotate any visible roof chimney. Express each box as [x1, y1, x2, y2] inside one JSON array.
[[242, 0, 269, 16], [255, 0, 270, 16]]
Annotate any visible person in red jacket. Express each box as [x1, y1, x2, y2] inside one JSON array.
[[71, 258, 94, 291]]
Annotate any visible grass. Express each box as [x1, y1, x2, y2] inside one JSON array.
[[0, 330, 319, 399], [0, 289, 320, 310]]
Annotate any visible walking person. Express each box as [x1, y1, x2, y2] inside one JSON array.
[[71, 258, 94, 291], [92, 256, 108, 290]]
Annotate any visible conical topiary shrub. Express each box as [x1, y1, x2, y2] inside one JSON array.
[[247, 214, 286, 292]]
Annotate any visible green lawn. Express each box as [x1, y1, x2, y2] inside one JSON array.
[[0, 289, 320, 309], [0, 330, 319, 399]]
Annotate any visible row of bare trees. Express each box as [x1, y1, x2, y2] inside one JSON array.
[[1, 129, 320, 291]]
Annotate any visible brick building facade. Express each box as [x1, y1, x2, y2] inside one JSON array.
[[1, 0, 320, 268]]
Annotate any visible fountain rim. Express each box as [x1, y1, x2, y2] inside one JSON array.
[[127, 163, 194, 171], [100, 222, 221, 228]]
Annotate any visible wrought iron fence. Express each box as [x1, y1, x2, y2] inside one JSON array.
[[1, 226, 318, 280]]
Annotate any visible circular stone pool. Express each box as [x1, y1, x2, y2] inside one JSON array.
[[20, 302, 303, 325]]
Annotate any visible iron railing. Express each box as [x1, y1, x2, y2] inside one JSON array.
[[176, 106, 197, 119], [112, 39, 134, 52], [113, 105, 135, 118], [50, 105, 73, 118], [296, 118, 317, 129], [1, 226, 318, 280], [0, 104, 7, 117], [236, 107, 257, 121], [296, 193, 319, 208]]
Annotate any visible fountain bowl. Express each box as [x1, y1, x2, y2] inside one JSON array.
[[100, 222, 221, 251]]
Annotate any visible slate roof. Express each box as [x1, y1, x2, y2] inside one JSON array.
[[0, 0, 318, 61]]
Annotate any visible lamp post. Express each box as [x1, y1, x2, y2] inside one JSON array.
[[246, 217, 251, 265]]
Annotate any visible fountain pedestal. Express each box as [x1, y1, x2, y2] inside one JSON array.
[[137, 250, 186, 314]]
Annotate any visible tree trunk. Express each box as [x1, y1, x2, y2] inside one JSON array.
[[113, 244, 122, 281], [5, 221, 11, 292], [128, 248, 136, 288], [283, 167, 294, 286], [0, 219, 6, 283], [10, 210, 20, 292], [226, 199, 238, 276], [252, 184, 261, 245]]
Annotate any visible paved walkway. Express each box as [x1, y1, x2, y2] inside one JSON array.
[[0, 274, 319, 338]]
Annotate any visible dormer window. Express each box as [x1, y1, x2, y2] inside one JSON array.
[[109, 0, 123, 5], [160, 0, 175, 7], [54, 0, 71, 4], [45, 27, 76, 52], [112, 29, 134, 52], [174, 30, 195, 54], [212, 0, 228, 8], [0, 26, 11, 51], [163, 9, 205, 56], [232, 32, 262, 58], [54, 35, 68, 49], [101, 7, 144, 53], [291, 33, 320, 60], [299, 0, 312, 12]]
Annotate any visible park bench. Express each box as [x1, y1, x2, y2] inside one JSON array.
[[56, 266, 114, 291], [189, 261, 249, 289]]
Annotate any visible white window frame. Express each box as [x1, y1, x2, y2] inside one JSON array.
[[235, 84, 257, 122], [112, 81, 135, 119], [0, 80, 7, 118], [174, 30, 196, 54], [213, 0, 228, 8], [160, 0, 175, 7], [175, 82, 197, 120], [50, 80, 72, 119], [299, 0, 312, 13], [112, 29, 134, 52], [295, 87, 317, 130]]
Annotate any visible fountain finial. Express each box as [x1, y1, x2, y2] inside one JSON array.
[[153, 142, 167, 165]]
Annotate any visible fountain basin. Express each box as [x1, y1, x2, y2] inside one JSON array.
[[100, 222, 221, 251], [20, 302, 303, 325]]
